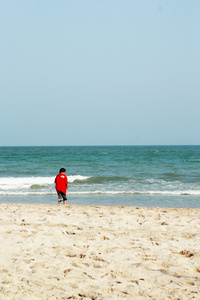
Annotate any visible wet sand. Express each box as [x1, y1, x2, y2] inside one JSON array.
[[0, 203, 200, 299]]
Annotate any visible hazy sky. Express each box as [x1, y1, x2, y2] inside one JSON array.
[[1, 1, 200, 146]]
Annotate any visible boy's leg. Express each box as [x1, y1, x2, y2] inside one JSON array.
[[58, 193, 62, 204], [60, 192, 67, 205]]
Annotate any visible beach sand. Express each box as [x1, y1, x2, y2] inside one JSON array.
[[0, 203, 200, 299]]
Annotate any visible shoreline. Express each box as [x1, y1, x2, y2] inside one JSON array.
[[1, 202, 200, 208], [0, 203, 200, 299]]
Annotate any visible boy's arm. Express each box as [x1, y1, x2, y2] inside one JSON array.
[[66, 176, 68, 189]]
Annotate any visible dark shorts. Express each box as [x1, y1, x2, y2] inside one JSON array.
[[58, 191, 67, 201]]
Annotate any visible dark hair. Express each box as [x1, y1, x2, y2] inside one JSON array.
[[59, 168, 66, 173]]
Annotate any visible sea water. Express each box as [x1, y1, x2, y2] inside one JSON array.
[[0, 146, 200, 208]]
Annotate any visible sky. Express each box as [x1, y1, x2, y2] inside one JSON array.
[[0, 1, 200, 146]]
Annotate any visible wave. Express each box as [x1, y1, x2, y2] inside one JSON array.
[[68, 175, 90, 182], [0, 175, 90, 190], [72, 176, 133, 184], [0, 175, 150, 191], [30, 184, 47, 189], [1, 176, 200, 198], [0, 175, 193, 190], [69, 190, 200, 196], [1, 190, 200, 196]]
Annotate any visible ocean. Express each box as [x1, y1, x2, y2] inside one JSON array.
[[0, 146, 200, 208]]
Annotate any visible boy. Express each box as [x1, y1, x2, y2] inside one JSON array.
[[55, 168, 68, 204]]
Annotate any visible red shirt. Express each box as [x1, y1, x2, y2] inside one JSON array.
[[55, 173, 68, 194]]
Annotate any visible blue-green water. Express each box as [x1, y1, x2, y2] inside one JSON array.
[[0, 146, 200, 208]]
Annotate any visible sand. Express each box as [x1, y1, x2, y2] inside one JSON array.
[[0, 203, 200, 300]]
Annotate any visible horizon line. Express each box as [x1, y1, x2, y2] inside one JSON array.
[[0, 144, 200, 147]]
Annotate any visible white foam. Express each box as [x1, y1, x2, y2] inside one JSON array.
[[0, 177, 54, 190], [0, 189, 200, 196], [68, 175, 90, 183], [0, 175, 90, 190], [69, 190, 200, 196], [0, 176, 199, 197]]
